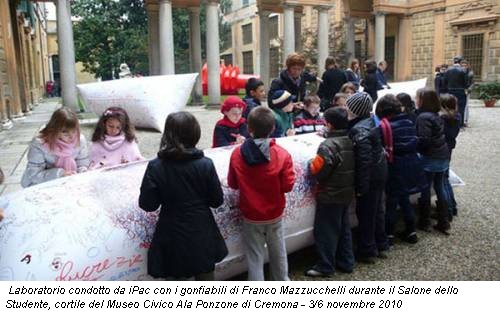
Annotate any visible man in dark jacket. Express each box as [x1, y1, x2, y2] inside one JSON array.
[[445, 56, 468, 127], [376, 61, 391, 89], [268, 53, 318, 106], [305, 107, 355, 277], [346, 92, 389, 263]]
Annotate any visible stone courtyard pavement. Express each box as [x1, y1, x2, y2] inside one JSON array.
[[0, 98, 499, 280]]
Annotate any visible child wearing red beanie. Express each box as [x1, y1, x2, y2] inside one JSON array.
[[212, 96, 250, 148]]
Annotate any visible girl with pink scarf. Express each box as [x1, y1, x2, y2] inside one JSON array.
[[21, 108, 90, 188], [89, 107, 144, 170]]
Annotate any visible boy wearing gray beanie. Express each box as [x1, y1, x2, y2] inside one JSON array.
[[346, 92, 389, 264]]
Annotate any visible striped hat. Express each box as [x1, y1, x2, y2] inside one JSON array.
[[346, 92, 373, 118], [271, 90, 295, 109]]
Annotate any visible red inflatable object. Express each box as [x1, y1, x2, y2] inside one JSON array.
[[202, 63, 260, 95]]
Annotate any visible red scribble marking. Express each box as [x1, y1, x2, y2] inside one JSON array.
[[55, 254, 143, 281], [139, 242, 151, 249], [21, 254, 31, 264]]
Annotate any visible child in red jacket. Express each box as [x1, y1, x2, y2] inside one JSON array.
[[213, 96, 249, 148], [228, 106, 296, 281]]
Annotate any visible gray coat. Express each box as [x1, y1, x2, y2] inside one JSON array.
[[21, 135, 90, 188]]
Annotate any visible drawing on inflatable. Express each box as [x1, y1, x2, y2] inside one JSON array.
[[0, 77, 464, 281]]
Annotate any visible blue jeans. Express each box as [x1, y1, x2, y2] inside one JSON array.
[[443, 168, 457, 215], [356, 185, 389, 258], [312, 202, 355, 274], [420, 157, 449, 206], [386, 193, 416, 236]]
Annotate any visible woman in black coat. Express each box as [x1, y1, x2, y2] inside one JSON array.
[[139, 112, 228, 280], [361, 60, 382, 102], [317, 57, 347, 111]]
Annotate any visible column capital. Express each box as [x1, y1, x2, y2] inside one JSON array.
[[373, 11, 387, 17], [314, 5, 332, 12], [158, 0, 172, 4], [282, 3, 298, 10], [188, 6, 201, 14]]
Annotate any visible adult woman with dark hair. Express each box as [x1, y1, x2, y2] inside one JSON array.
[[317, 57, 347, 111], [361, 60, 382, 102], [415, 88, 451, 235], [268, 53, 318, 107], [139, 112, 228, 280], [345, 59, 361, 90]]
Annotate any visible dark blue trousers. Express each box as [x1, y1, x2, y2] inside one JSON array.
[[356, 185, 389, 258], [449, 89, 467, 127]]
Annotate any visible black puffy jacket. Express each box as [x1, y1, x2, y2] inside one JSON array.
[[416, 112, 449, 160], [348, 117, 388, 196]]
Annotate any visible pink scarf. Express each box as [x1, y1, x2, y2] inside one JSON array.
[[380, 118, 394, 163], [44, 136, 78, 172], [102, 134, 126, 152]]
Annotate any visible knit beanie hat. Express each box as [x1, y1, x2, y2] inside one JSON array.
[[221, 96, 247, 114], [271, 90, 295, 110], [346, 92, 373, 118], [453, 55, 464, 64]]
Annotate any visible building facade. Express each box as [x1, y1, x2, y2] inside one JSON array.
[[224, 0, 500, 85], [0, 0, 51, 130]]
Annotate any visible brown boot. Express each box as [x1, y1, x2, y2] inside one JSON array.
[[417, 198, 431, 232], [433, 200, 450, 235]]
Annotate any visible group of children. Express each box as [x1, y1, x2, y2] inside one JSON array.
[[2, 60, 461, 281], [167, 79, 460, 280], [20, 106, 144, 188], [135, 81, 460, 280], [212, 77, 362, 148]]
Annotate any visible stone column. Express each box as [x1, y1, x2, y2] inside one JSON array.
[[345, 16, 356, 63], [146, 4, 160, 75], [56, 0, 78, 111], [397, 15, 413, 80], [258, 10, 270, 90], [294, 12, 302, 52], [159, 0, 175, 75], [316, 6, 330, 77], [375, 11, 386, 63], [282, 4, 295, 61], [189, 6, 203, 105], [206, 0, 221, 107]]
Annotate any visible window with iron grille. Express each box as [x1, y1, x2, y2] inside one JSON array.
[[242, 23, 253, 45], [462, 34, 483, 78], [269, 16, 279, 39], [222, 54, 233, 66], [242, 51, 253, 74], [270, 47, 281, 79]]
